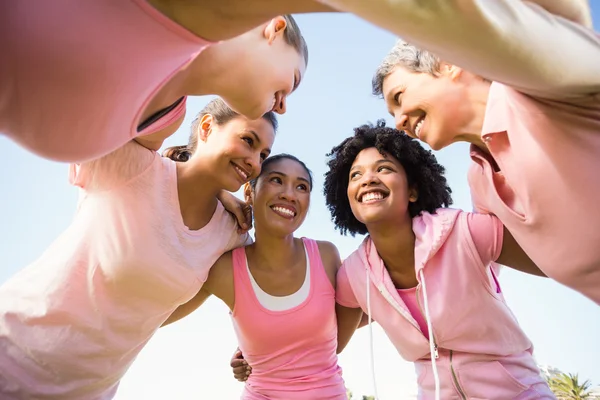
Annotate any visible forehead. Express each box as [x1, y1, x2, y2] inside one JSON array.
[[264, 158, 309, 180], [352, 147, 398, 165], [381, 66, 414, 96]]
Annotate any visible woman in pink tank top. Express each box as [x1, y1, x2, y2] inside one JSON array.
[[1, 2, 318, 162], [316, 1, 600, 304], [163, 154, 348, 399], [0, 99, 276, 399], [323, 122, 553, 399]]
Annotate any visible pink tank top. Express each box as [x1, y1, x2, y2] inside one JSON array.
[[0, 0, 210, 162], [231, 238, 346, 400], [396, 287, 429, 339]]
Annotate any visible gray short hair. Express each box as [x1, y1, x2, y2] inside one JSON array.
[[372, 39, 441, 97]]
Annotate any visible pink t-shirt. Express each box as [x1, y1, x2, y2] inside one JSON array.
[[396, 287, 429, 338], [0, 142, 248, 399], [0, 0, 210, 162], [469, 82, 600, 304], [231, 239, 346, 400]]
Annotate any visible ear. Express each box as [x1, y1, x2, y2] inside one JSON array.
[[264, 16, 287, 45], [198, 114, 214, 142], [408, 187, 418, 203], [243, 182, 254, 205], [439, 62, 463, 81]]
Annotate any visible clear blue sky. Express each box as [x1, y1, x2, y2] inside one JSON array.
[[1, 7, 599, 399]]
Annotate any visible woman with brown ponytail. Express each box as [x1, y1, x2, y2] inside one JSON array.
[[0, 98, 277, 399]]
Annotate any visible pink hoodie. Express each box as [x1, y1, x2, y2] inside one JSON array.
[[337, 208, 554, 400]]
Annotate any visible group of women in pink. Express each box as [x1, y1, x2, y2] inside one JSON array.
[[1, 0, 598, 399]]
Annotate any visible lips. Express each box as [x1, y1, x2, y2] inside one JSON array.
[[270, 204, 297, 219], [358, 189, 389, 203], [232, 162, 250, 182]]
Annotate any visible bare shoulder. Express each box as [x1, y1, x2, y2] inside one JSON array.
[[316, 240, 342, 277], [204, 250, 235, 292]]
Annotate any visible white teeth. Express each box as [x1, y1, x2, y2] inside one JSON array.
[[415, 119, 424, 138], [272, 206, 295, 217], [234, 165, 248, 180], [361, 192, 384, 203]]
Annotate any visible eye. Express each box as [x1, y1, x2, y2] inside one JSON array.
[[260, 153, 268, 162], [350, 171, 361, 180], [243, 137, 254, 146], [297, 183, 308, 191], [378, 165, 393, 173], [394, 91, 403, 105], [270, 176, 282, 184]]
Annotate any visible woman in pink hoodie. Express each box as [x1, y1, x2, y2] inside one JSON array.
[[325, 121, 554, 400]]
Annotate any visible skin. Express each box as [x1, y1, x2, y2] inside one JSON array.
[[162, 158, 341, 330], [135, 16, 306, 151], [174, 115, 275, 231]]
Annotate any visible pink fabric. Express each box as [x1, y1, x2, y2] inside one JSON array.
[[0, 142, 248, 399], [0, 0, 210, 162], [396, 287, 429, 338], [337, 208, 553, 399], [231, 238, 346, 400], [469, 82, 600, 305]]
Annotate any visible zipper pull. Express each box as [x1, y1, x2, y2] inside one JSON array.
[[434, 344, 439, 359]]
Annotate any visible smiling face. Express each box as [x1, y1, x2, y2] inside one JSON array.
[[382, 64, 475, 151], [196, 115, 276, 193], [247, 157, 312, 237], [347, 147, 417, 228]]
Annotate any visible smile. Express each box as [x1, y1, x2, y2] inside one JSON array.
[[359, 190, 388, 204], [270, 205, 297, 219], [232, 163, 250, 182]]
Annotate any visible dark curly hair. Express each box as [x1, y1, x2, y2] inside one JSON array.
[[324, 120, 452, 236]]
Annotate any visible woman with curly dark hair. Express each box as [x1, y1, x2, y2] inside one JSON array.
[[326, 121, 553, 400]]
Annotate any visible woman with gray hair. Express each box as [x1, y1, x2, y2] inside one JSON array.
[[315, 0, 600, 306]]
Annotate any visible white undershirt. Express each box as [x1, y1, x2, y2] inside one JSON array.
[[246, 245, 311, 311]]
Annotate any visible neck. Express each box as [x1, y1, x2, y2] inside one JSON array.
[[176, 160, 220, 222], [367, 214, 415, 273], [250, 229, 302, 271], [457, 80, 492, 153]]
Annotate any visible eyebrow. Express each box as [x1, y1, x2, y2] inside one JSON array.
[[269, 170, 310, 184], [247, 130, 272, 154], [350, 158, 394, 172]]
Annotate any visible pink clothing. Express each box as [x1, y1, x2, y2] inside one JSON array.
[[0, 142, 248, 399], [0, 0, 210, 162], [469, 82, 600, 304], [396, 288, 429, 339], [336, 208, 553, 399], [231, 238, 346, 400]]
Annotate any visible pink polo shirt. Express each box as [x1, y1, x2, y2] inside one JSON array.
[[0, 0, 210, 162], [469, 82, 600, 304]]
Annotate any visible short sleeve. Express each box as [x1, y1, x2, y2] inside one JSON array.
[[69, 141, 156, 191], [335, 265, 360, 309], [466, 212, 504, 265]]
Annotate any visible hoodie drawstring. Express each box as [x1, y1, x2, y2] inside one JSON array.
[[419, 269, 440, 400], [366, 268, 380, 400]]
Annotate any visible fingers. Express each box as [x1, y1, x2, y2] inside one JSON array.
[[232, 362, 252, 382], [236, 205, 253, 234]]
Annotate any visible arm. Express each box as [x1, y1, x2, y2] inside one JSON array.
[[161, 252, 235, 327], [134, 111, 185, 151], [528, 0, 592, 27], [317, 0, 600, 98], [467, 212, 546, 277], [496, 227, 546, 277], [335, 304, 363, 354], [147, 0, 338, 42], [161, 287, 211, 327]]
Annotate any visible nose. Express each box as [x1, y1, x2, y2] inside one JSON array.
[[395, 113, 408, 131], [360, 170, 380, 187], [245, 154, 262, 179], [272, 93, 287, 114], [278, 183, 297, 202]]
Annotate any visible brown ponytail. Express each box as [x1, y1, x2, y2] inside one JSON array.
[[162, 145, 192, 162]]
